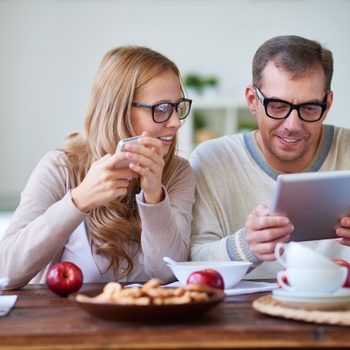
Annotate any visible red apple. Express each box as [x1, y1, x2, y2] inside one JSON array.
[[186, 269, 225, 290], [333, 259, 350, 288], [277, 270, 289, 289], [46, 261, 83, 297]]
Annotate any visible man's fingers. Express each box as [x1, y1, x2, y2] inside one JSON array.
[[253, 204, 270, 216], [257, 253, 277, 262], [252, 233, 290, 252], [248, 215, 291, 231], [337, 238, 350, 247]]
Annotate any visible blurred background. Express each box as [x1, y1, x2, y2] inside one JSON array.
[[0, 0, 349, 224]]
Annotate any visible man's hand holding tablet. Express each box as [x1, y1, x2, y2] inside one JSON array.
[[270, 171, 350, 242]]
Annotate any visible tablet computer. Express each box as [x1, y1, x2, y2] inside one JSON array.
[[270, 170, 350, 242]]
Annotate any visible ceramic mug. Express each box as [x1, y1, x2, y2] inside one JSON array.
[[275, 242, 338, 269], [277, 267, 347, 294]]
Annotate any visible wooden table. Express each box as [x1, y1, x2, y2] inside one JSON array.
[[1, 283, 350, 349]]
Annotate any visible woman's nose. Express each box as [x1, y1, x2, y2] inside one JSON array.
[[165, 109, 182, 129]]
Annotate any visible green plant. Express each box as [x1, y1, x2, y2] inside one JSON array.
[[184, 73, 219, 95], [184, 73, 204, 94], [204, 76, 218, 88], [193, 111, 207, 130]]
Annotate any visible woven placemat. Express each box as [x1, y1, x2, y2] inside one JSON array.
[[252, 295, 350, 326]]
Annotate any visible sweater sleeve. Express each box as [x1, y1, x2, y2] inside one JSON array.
[[135, 158, 195, 283], [189, 140, 262, 267], [0, 151, 88, 289]]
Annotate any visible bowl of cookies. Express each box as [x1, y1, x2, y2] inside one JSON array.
[[73, 278, 225, 322]]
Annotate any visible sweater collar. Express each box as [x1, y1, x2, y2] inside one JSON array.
[[243, 125, 334, 180]]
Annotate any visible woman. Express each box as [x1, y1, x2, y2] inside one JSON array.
[[0, 46, 195, 288]]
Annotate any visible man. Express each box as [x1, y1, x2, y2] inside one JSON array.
[[190, 35, 350, 278]]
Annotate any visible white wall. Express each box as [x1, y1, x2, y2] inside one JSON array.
[[1, 0, 350, 209]]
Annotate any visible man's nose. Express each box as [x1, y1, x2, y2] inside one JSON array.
[[283, 109, 302, 131]]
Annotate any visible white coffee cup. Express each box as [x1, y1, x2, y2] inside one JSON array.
[[275, 241, 338, 269], [277, 267, 347, 294]]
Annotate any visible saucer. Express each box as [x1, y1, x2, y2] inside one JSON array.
[[272, 288, 350, 310]]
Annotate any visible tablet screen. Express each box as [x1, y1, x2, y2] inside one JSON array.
[[270, 171, 350, 242]]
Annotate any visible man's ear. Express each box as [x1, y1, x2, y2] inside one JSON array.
[[326, 90, 334, 111], [245, 85, 257, 115], [322, 90, 334, 122]]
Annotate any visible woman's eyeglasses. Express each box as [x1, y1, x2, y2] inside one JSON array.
[[131, 98, 192, 123]]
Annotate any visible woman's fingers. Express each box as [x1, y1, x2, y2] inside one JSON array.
[[72, 153, 140, 212]]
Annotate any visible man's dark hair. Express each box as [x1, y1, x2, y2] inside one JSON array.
[[252, 35, 333, 92]]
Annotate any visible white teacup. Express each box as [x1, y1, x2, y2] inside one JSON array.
[[277, 267, 347, 294], [275, 242, 338, 269]]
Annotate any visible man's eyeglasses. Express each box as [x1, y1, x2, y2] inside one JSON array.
[[255, 87, 328, 122], [131, 98, 192, 124]]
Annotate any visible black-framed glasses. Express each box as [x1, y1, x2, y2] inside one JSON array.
[[255, 87, 328, 122], [131, 98, 192, 123]]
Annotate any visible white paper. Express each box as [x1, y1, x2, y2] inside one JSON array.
[[0, 295, 17, 317], [224, 280, 278, 295], [165, 280, 277, 295]]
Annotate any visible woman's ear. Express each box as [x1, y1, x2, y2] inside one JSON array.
[[245, 85, 257, 115]]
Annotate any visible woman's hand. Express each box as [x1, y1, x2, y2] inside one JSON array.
[[122, 131, 165, 204], [245, 204, 294, 261], [71, 153, 137, 212]]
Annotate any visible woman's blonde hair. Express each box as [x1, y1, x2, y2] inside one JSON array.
[[60, 46, 184, 278]]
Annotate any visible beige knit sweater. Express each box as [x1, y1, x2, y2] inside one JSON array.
[[190, 125, 350, 278], [0, 150, 195, 288]]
